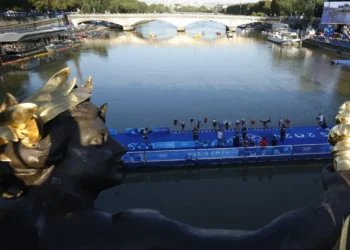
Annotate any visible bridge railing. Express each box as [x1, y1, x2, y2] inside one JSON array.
[[122, 143, 332, 168]]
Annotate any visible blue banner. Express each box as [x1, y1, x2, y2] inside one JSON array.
[[196, 148, 243, 159], [125, 128, 144, 135], [146, 150, 196, 162], [122, 152, 145, 163], [245, 146, 293, 157], [293, 144, 332, 155], [151, 127, 170, 133]]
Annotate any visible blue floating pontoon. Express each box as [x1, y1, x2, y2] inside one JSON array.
[[110, 126, 333, 168], [331, 60, 350, 65]]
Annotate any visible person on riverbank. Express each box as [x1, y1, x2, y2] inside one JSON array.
[[173, 119, 179, 130], [204, 117, 208, 128], [192, 127, 199, 141], [280, 124, 286, 142], [271, 136, 277, 146], [217, 130, 224, 147], [212, 118, 217, 129], [181, 121, 186, 132]]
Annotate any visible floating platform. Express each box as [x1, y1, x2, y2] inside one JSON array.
[[110, 126, 333, 168], [331, 60, 350, 65]]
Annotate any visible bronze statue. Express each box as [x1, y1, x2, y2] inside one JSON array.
[[1, 68, 350, 250]]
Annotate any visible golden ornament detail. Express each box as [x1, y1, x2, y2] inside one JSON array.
[[328, 101, 350, 171], [0, 68, 94, 152]]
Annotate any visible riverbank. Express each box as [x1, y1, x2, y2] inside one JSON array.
[[302, 38, 350, 56]]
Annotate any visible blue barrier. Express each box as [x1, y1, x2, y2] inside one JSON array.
[[293, 144, 332, 155], [122, 144, 331, 168], [146, 150, 196, 162], [125, 128, 144, 135], [125, 127, 170, 135], [151, 127, 170, 133]]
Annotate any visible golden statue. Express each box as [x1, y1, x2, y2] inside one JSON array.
[[328, 101, 350, 171]]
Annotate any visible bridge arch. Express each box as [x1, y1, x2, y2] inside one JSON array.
[[185, 20, 229, 31], [131, 19, 177, 28]]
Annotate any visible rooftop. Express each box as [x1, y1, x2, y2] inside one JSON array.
[[0, 28, 67, 43]]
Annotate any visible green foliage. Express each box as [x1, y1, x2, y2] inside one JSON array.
[[174, 5, 212, 13], [226, 1, 270, 15], [227, 0, 325, 20], [81, 2, 90, 13]]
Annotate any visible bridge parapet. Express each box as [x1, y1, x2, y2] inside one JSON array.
[[68, 13, 281, 31]]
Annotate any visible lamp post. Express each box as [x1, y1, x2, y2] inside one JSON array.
[[328, 101, 350, 250]]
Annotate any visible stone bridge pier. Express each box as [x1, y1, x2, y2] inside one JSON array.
[[68, 14, 280, 32]]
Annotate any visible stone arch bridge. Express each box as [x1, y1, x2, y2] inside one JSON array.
[[68, 13, 280, 31]]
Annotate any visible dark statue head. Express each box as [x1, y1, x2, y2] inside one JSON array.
[[0, 68, 126, 199]]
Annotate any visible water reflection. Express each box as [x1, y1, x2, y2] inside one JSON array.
[[185, 20, 227, 40], [96, 163, 325, 229], [135, 20, 177, 40], [1, 30, 349, 132]]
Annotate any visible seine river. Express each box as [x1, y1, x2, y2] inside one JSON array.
[[0, 21, 348, 230]]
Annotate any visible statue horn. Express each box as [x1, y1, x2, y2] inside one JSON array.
[[0, 93, 18, 113], [99, 103, 108, 120], [82, 77, 93, 90]]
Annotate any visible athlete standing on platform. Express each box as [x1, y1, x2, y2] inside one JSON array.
[[279, 117, 284, 128], [241, 119, 247, 128], [271, 136, 278, 146], [235, 120, 240, 131], [285, 118, 291, 128], [212, 118, 217, 129], [190, 118, 194, 127], [173, 119, 178, 130], [242, 127, 247, 139], [250, 119, 256, 128], [181, 121, 186, 132], [204, 117, 208, 128], [193, 127, 199, 141], [280, 125, 286, 142], [316, 113, 324, 128], [142, 128, 150, 144]]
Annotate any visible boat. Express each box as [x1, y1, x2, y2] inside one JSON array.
[[193, 33, 201, 39], [149, 32, 157, 39], [45, 38, 82, 52], [237, 22, 264, 31], [267, 32, 301, 45]]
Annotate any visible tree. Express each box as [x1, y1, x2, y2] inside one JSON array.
[[271, 0, 281, 16], [81, 2, 91, 13]]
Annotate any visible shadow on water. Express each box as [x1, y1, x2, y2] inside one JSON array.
[[96, 161, 327, 230]]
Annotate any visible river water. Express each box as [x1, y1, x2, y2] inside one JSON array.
[[0, 21, 348, 230]]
